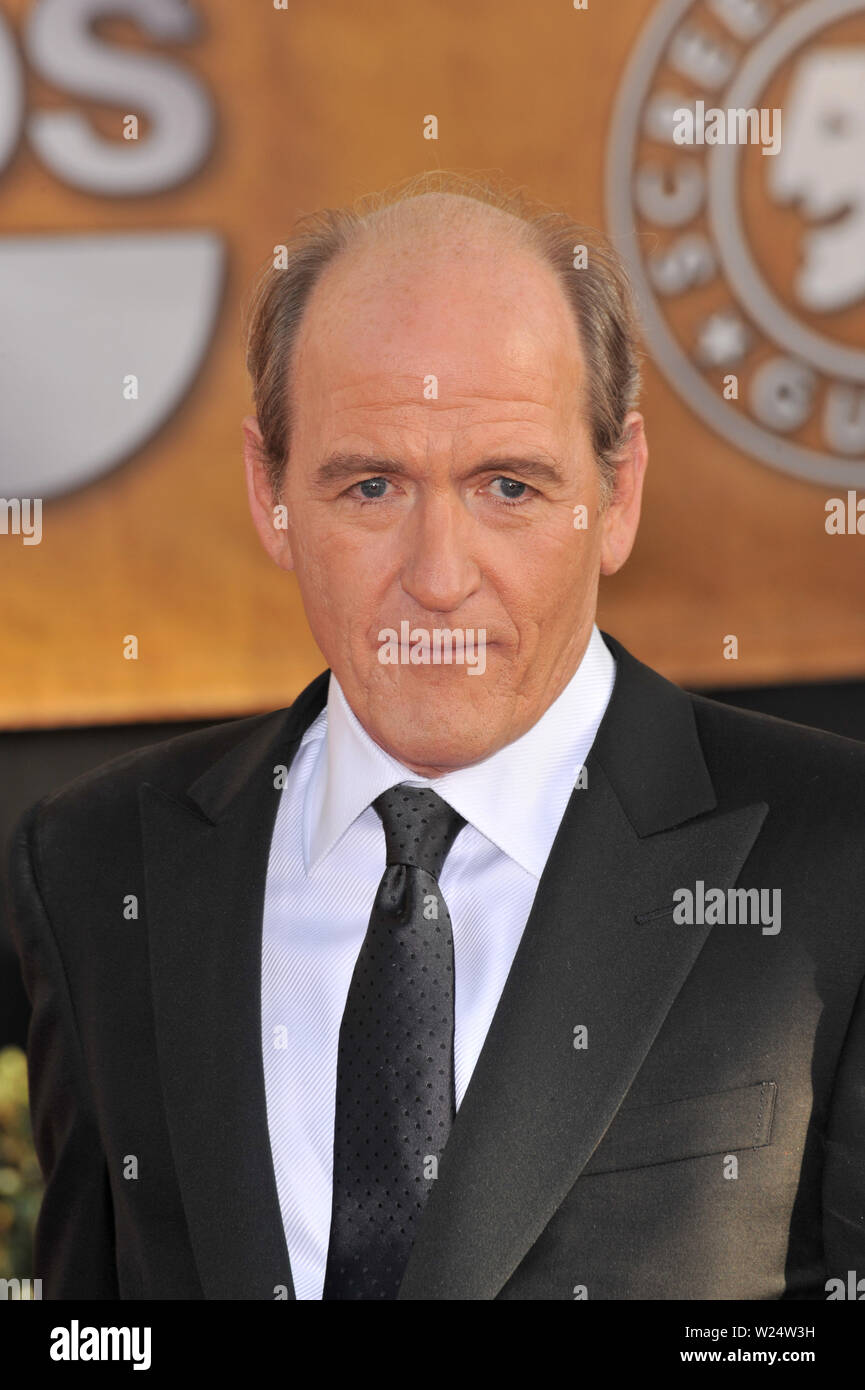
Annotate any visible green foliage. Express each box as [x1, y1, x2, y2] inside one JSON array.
[[0, 1047, 43, 1282]]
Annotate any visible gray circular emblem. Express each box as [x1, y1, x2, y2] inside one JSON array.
[[606, 0, 865, 487]]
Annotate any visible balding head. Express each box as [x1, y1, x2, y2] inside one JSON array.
[[348, 187, 537, 259], [245, 172, 642, 509]]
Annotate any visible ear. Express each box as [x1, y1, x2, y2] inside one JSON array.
[[599, 411, 648, 577], [242, 416, 295, 572]]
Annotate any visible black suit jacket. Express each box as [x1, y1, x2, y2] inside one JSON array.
[[8, 631, 865, 1299]]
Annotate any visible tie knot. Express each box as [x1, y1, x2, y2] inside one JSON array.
[[372, 784, 466, 879]]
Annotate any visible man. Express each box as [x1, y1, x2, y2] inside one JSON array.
[[9, 173, 865, 1300]]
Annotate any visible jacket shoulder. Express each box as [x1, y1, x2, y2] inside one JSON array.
[[41, 710, 283, 815], [13, 698, 311, 878], [689, 688, 865, 803]]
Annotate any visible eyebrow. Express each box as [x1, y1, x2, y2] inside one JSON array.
[[314, 452, 566, 489]]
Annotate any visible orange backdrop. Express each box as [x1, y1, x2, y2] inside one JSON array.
[[1, 0, 863, 728]]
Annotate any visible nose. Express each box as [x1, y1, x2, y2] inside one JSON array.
[[399, 488, 482, 614]]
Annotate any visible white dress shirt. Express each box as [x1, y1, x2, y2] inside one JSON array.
[[261, 623, 616, 1299]]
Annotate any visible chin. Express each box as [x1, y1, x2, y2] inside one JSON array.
[[378, 719, 496, 775], [341, 662, 509, 766]]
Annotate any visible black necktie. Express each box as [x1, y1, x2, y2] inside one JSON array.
[[322, 784, 467, 1300]]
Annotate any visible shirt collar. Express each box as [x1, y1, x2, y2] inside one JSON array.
[[302, 624, 616, 879]]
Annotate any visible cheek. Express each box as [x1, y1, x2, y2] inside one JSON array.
[[501, 527, 598, 608], [284, 501, 352, 586], [292, 501, 401, 598], [297, 541, 387, 639]]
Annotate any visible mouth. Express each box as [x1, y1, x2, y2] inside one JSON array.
[[372, 626, 498, 673], [373, 625, 496, 643]]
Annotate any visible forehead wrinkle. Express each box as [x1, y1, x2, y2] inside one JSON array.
[[319, 375, 579, 448], [325, 385, 565, 414], [319, 355, 574, 412]]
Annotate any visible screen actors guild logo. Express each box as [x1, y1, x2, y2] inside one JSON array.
[[0, 0, 224, 499], [606, 0, 865, 488]]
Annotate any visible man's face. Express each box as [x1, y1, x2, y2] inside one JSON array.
[[245, 222, 646, 776]]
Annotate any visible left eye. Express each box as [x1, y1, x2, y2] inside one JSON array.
[[488, 477, 530, 504], [354, 477, 390, 499]]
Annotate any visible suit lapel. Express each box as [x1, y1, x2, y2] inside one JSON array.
[[398, 634, 768, 1299], [141, 672, 329, 1300]]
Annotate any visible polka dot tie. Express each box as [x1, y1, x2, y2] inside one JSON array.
[[322, 784, 467, 1300]]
